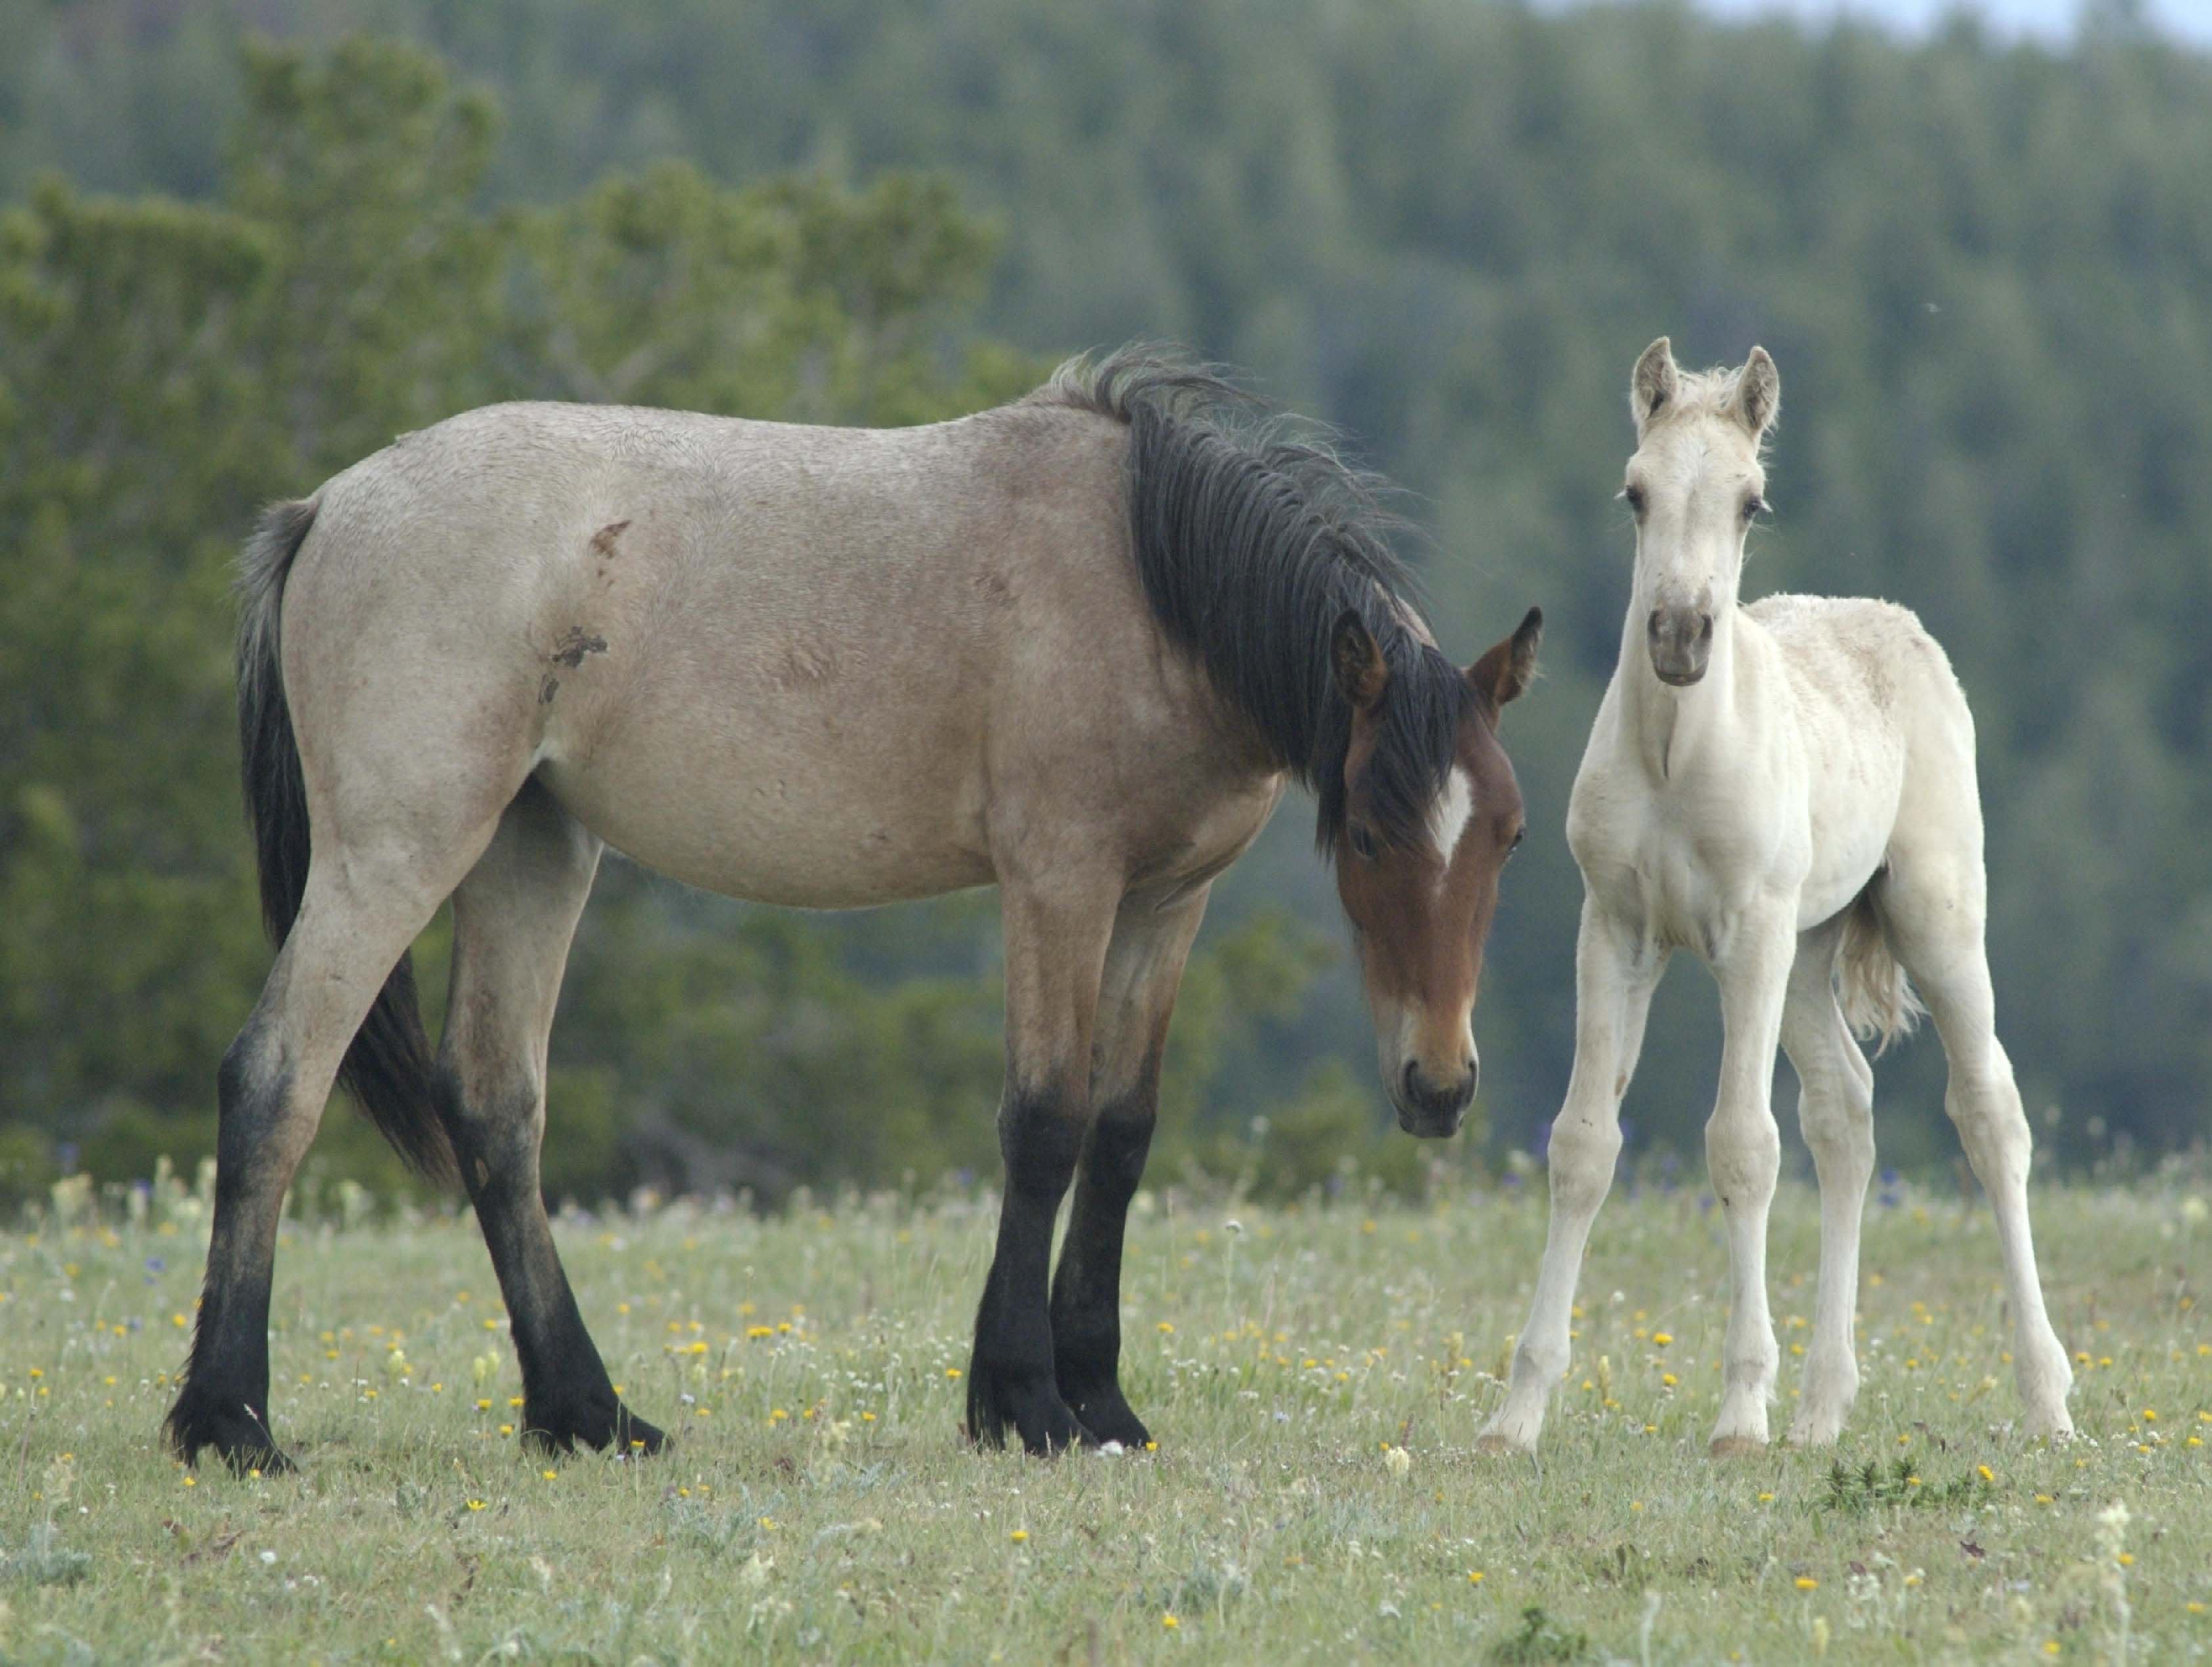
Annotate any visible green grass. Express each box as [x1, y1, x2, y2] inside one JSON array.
[[3, 1171, 2209, 1662]]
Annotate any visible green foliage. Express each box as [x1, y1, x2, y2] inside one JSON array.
[[1491, 1606, 1592, 1664], [12, 3, 2212, 1192], [0, 1523, 93, 1588], [1818, 1454, 1999, 1515]]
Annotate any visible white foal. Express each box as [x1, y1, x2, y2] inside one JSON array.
[[1479, 340, 2073, 1456]]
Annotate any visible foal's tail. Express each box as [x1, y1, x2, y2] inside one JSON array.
[[237, 500, 454, 1182], [1836, 881, 1926, 1057]]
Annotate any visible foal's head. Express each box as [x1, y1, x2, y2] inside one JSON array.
[[1326, 608, 1542, 1138], [1620, 338, 1780, 686]]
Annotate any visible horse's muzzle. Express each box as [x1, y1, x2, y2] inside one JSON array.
[[1648, 604, 1713, 686], [1395, 1058, 1477, 1138]]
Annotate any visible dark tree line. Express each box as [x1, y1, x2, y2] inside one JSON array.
[[5, 1, 2209, 1197]]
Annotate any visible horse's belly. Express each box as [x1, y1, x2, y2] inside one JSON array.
[[537, 722, 994, 909]]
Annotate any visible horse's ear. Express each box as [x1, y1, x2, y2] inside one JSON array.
[[1631, 337, 1677, 435], [1470, 607, 1543, 709], [1330, 610, 1388, 715], [1734, 345, 1780, 437]]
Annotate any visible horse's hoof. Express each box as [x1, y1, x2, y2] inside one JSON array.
[[164, 1390, 293, 1476], [967, 1366, 1090, 1455], [1062, 1383, 1150, 1451], [614, 1409, 669, 1457], [1708, 1434, 1768, 1458], [1475, 1431, 1532, 1457], [524, 1394, 664, 1456], [1008, 1391, 1090, 1456]]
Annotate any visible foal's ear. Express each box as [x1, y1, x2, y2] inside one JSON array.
[[1469, 606, 1543, 709], [1330, 610, 1389, 715], [1631, 337, 1678, 435], [1734, 345, 1780, 437]]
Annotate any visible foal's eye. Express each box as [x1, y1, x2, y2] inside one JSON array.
[[1621, 483, 1646, 516], [1507, 827, 1526, 856], [1742, 493, 1767, 522], [1349, 826, 1379, 863]]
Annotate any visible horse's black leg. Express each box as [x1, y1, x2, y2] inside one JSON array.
[[1049, 1094, 1158, 1447], [170, 858, 452, 1473], [1048, 888, 1208, 1450], [965, 880, 1119, 1455], [167, 1014, 301, 1473], [438, 784, 662, 1458], [967, 1087, 1091, 1453], [440, 1078, 662, 1456]]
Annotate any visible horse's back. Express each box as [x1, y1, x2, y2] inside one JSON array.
[[279, 395, 1238, 908]]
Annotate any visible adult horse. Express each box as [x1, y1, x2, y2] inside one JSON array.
[[1478, 340, 2070, 1457], [168, 349, 1543, 1470]]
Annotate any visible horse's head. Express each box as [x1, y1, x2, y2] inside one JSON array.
[[1328, 607, 1541, 1138], [1621, 338, 1780, 687]]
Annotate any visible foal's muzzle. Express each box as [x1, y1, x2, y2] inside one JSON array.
[[1395, 1058, 1477, 1138], [1648, 604, 1713, 686]]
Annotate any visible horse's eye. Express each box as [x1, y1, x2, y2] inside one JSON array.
[[1621, 483, 1646, 516], [1742, 493, 1767, 521], [1350, 826, 1379, 863], [1508, 827, 1525, 856]]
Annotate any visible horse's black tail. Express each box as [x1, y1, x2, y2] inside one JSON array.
[[237, 500, 455, 1184]]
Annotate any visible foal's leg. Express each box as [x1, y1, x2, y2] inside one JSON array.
[[1778, 920, 1876, 1446], [1882, 864, 2073, 1438], [435, 782, 664, 1456], [1705, 906, 1795, 1455], [1479, 900, 1664, 1453], [1049, 887, 1211, 1448], [168, 845, 480, 1470], [967, 877, 1117, 1454]]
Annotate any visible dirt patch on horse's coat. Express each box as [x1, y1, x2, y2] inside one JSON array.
[[589, 520, 631, 558], [550, 627, 608, 669]]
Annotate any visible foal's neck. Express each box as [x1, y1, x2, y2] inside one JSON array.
[[1612, 596, 1747, 786]]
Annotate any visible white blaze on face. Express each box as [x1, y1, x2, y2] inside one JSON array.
[[1427, 766, 1474, 864]]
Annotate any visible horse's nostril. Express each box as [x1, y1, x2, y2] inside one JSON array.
[[1402, 1059, 1422, 1101], [1698, 613, 1713, 641]]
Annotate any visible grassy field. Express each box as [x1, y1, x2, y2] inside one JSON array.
[[1, 1168, 2208, 1663]]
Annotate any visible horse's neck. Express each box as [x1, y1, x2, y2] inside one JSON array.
[[1609, 603, 1758, 786]]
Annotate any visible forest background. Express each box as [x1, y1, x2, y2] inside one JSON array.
[[3, 0, 2209, 1203]]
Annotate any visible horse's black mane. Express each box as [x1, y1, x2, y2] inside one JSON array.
[[1047, 346, 1470, 855]]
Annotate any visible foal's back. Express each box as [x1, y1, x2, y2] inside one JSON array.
[[1747, 592, 1981, 920]]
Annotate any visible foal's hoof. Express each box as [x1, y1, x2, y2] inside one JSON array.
[[1474, 1406, 1542, 1456], [1786, 1414, 1846, 1450], [1708, 1434, 1768, 1459], [164, 1392, 294, 1476]]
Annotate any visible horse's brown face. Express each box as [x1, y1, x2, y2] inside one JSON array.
[[1330, 609, 1542, 1138]]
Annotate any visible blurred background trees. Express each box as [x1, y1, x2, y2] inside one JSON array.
[[3, 1, 2209, 1202]]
